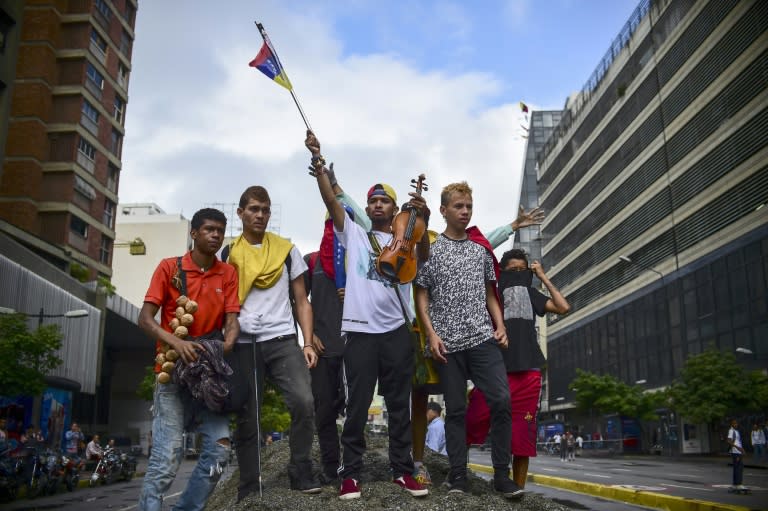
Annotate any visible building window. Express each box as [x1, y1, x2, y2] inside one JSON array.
[[100, 235, 112, 265], [117, 63, 128, 89], [94, 0, 111, 20], [85, 62, 104, 99], [119, 29, 131, 56], [113, 95, 124, 124], [78, 136, 96, 159], [89, 28, 107, 62], [77, 136, 97, 173], [81, 99, 99, 135], [124, 3, 136, 24], [70, 215, 88, 238], [107, 164, 119, 192], [0, 10, 15, 55], [103, 199, 115, 229], [110, 129, 122, 157]]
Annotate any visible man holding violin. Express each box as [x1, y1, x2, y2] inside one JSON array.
[[305, 131, 430, 501]]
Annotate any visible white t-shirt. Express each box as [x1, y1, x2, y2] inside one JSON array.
[[728, 427, 743, 454], [335, 215, 411, 334], [238, 245, 307, 341]]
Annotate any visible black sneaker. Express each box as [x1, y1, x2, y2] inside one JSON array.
[[318, 470, 338, 486], [444, 473, 468, 494], [290, 474, 322, 494], [493, 476, 524, 499]]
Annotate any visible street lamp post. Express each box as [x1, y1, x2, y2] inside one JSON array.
[[618, 255, 664, 280], [32, 307, 90, 327]]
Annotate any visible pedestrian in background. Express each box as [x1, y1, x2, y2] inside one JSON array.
[[727, 419, 746, 491], [751, 423, 765, 464], [64, 423, 84, 456], [425, 402, 447, 456]]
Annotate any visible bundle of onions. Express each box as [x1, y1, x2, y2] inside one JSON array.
[[156, 294, 199, 384]]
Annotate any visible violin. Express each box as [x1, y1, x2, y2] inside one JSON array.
[[376, 174, 428, 284]]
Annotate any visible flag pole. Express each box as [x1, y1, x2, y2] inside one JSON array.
[[255, 22, 312, 132]]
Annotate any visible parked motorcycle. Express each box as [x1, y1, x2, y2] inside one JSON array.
[[0, 441, 22, 502], [19, 446, 47, 499], [116, 449, 137, 481], [89, 446, 135, 486], [61, 453, 82, 491], [89, 447, 118, 486], [43, 449, 63, 496]]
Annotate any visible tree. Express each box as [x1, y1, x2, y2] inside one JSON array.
[[260, 381, 290, 435], [0, 313, 63, 397], [668, 346, 768, 424], [569, 368, 665, 420], [136, 365, 156, 401]]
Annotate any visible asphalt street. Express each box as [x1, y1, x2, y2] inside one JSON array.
[[4, 451, 766, 510], [469, 448, 768, 510]]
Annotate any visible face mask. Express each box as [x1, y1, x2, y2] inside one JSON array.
[[500, 268, 533, 288]]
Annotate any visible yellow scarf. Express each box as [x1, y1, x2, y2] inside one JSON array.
[[227, 233, 293, 303]]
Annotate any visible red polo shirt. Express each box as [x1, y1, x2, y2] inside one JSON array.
[[144, 252, 239, 370]]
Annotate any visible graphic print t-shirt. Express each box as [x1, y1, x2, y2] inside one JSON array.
[[335, 215, 410, 334], [498, 270, 548, 372], [414, 234, 495, 353]]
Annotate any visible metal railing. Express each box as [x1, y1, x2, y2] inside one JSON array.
[[538, 0, 652, 167]]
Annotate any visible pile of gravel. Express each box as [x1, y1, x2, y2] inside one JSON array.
[[205, 435, 570, 510]]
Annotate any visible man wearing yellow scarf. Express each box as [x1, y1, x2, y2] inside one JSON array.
[[225, 185, 321, 499]]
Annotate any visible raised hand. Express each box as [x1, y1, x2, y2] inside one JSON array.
[[530, 260, 545, 278], [514, 205, 545, 229], [304, 130, 321, 156]]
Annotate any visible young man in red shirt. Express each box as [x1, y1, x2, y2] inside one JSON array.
[[137, 208, 239, 511]]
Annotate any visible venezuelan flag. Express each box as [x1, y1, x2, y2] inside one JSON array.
[[249, 42, 292, 90]]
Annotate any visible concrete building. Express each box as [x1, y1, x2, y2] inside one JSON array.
[[0, 0, 137, 279], [514, 110, 563, 414], [0, 1, 143, 449], [535, 0, 767, 454], [112, 203, 191, 308]]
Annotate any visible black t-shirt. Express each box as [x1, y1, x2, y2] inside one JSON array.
[[498, 270, 548, 372], [304, 254, 345, 357]]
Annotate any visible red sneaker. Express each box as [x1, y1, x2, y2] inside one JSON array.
[[339, 478, 361, 500], [394, 474, 429, 497]]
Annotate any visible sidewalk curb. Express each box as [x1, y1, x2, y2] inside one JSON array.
[[467, 463, 750, 511]]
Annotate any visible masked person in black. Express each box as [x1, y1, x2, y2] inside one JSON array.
[[466, 249, 570, 489]]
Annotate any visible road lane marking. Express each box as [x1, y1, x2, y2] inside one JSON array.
[[612, 468, 632, 471], [583, 473, 611, 478], [119, 491, 182, 511], [541, 468, 559, 472], [665, 483, 714, 491]]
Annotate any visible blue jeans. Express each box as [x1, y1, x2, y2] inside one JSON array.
[[731, 452, 743, 486], [753, 443, 765, 463], [138, 383, 231, 511]]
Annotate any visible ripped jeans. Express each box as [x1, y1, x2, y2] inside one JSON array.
[[138, 383, 231, 511]]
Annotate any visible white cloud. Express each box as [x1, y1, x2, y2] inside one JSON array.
[[120, 2, 528, 257]]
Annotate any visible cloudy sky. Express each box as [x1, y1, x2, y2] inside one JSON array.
[[120, 0, 638, 256]]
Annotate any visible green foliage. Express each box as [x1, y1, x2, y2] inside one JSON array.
[[0, 314, 63, 397], [260, 381, 290, 434], [97, 275, 116, 296], [69, 262, 89, 282], [668, 346, 768, 424], [569, 368, 665, 420], [136, 365, 156, 401]]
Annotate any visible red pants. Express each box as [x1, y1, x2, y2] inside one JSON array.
[[466, 370, 541, 456]]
